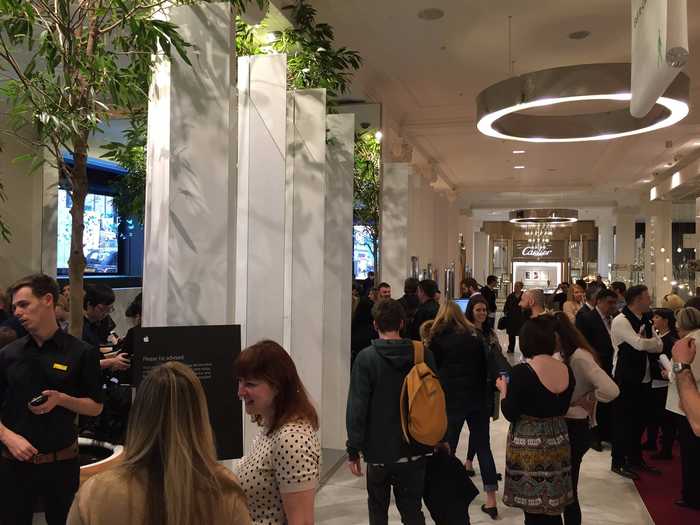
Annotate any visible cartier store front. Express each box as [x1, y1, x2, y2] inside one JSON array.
[[484, 219, 599, 293]]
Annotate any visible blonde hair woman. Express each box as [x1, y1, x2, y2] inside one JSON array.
[[67, 362, 251, 525], [427, 300, 503, 519], [562, 284, 585, 322]]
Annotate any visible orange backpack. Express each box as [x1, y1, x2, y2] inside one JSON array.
[[400, 341, 448, 446]]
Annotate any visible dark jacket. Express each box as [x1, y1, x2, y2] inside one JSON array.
[[503, 292, 526, 335], [481, 329, 512, 415], [398, 293, 420, 337], [614, 307, 655, 386], [346, 338, 437, 464], [650, 331, 677, 381], [480, 286, 497, 314], [576, 308, 615, 375], [351, 297, 377, 367], [410, 299, 439, 340], [430, 328, 486, 412]]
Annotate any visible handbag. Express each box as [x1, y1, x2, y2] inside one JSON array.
[[424, 450, 479, 525], [497, 315, 508, 330]]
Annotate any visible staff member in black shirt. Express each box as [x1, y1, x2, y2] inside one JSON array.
[[0, 274, 103, 525]]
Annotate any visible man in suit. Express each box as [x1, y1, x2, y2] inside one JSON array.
[[576, 288, 618, 450], [576, 283, 600, 322], [609, 285, 663, 479]]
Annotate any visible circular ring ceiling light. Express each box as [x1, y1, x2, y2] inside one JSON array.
[[509, 208, 579, 225], [476, 63, 689, 143]]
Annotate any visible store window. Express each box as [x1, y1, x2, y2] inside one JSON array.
[[57, 155, 143, 285]]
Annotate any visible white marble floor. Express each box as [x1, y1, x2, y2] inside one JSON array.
[[316, 339, 654, 525]]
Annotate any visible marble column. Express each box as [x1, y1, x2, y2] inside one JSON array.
[[142, 3, 236, 327], [380, 162, 413, 292], [473, 231, 490, 285], [284, 89, 327, 423], [645, 201, 673, 306], [322, 114, 354, 450]]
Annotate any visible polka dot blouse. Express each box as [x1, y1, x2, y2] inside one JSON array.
[[234, 421, 321, 525]]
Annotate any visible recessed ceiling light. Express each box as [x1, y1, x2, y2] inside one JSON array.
[[569, 30, 591, 40], [514, 165, 525, 169], [418, 8, 444, 20], [639, 178, 653, 183], [513, 150, 526, 154]]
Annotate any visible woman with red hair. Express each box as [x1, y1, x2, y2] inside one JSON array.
[[234, 340, 320, 525]]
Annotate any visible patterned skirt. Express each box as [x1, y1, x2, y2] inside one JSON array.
[[502, 415, 574, 515]]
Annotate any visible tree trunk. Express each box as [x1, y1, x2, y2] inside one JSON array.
[[68, 138, 89, 338]]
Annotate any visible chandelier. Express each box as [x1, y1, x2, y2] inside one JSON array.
[[522, 223, 554, 251], [476, 63, 689, 143]]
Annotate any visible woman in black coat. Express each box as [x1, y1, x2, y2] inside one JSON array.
[[503, 281, 526, 353], [425, 300, 502, 520]]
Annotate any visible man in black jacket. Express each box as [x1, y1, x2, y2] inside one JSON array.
[[409, 279, 439, 341], [576, 288, 618, 449], [503, 281, 525, 353], [481, 276, 498, 331], [347, 299, 438, 525]]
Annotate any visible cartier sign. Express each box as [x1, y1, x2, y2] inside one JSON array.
[[522, 247, 552, 257], [513, 240, 565, 260]]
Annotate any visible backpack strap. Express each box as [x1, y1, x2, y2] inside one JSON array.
[[400, 379, 410, 443], [412, 340, 424, 365]]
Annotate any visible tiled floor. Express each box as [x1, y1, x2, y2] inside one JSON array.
[[316, 339, 655, 525]]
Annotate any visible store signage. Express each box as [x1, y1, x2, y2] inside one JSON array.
[[133, 324, 242, 460], [631, 0, 688, 117], [522, 247, 553, 257]]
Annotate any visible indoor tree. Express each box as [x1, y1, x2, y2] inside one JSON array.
[[0, 0, 256, 336], [107, 0, 363, 224], [0, 176, 9, 242]]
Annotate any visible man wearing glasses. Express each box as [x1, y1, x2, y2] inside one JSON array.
[[82, 284, 128, 372]]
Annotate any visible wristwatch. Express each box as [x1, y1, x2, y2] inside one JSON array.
[[672, 362, 692, 374]]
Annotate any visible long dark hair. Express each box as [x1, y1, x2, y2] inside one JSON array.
[[465, 296, 493, 337], [551, 311, 599, 365], [235, 340, 319, 435]]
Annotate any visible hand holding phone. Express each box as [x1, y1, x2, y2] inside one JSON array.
[[29, 394, 47, 407]]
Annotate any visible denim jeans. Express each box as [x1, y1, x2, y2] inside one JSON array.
[[366, 458, 427, 525], [446, 407, 498, 492]]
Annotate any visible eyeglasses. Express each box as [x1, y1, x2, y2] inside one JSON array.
[[98, 304, 114, 314]]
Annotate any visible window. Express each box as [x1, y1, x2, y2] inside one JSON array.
[[353, 225, 375, 280], [57, 190, 119, 275], [57, 155, 143, 284]]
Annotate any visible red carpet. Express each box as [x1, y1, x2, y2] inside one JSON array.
[[633, 446, 699, 525]]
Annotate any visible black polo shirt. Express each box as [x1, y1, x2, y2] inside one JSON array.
[[0, 329, 103, 453]]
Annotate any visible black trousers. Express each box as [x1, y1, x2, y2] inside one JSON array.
[[645, 386, 677, 455], [507, 333, 517, 353], [367, 458, 427, 525], [564, 419, 591, 525], [612, 382, 650, 468], [523, 512, 562, 525], [678, 415, 700, 507], [0, 457, 79, 525]]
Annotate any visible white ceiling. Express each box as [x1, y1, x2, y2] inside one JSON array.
[[308, 0, 700, 209]]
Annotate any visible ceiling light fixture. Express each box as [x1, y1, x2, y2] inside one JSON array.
[[513, 150, 526, 154], [476, 63, 689, 143], [509, 208, 578, 225], [418, 8, 444, 20], [514, 165, 525, 169]]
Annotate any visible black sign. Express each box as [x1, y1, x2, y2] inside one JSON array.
[[132, 325, 242, 460]]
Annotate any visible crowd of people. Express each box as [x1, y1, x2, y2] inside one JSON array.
[[348, 274, 700, 524], [2, 270, 700, 525]]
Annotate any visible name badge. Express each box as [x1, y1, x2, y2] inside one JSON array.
[[52, 363, 68, 371]]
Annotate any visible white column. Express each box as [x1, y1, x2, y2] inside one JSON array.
[[380, 163, 413, 292], [473, 230, 490, 285], [695, 197, 700, 256], [614, 208, 637, 269], [40, 152, 58, 276], [597, 219, 614, 281], [142, 3, 236, 327], [322, 114, 354, 450], [284, 89, 327, 422], [235, 54, 288, 349], [645, 201, 673, 306]]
